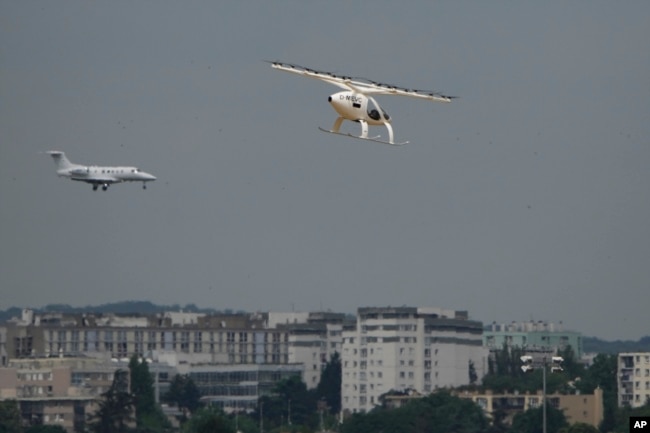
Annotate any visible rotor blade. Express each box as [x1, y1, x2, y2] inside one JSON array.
[[268, 61, 455, 102], [268, 61, 353, 91]]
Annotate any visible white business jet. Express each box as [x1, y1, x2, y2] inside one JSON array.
[[47, 151, 156, 191]]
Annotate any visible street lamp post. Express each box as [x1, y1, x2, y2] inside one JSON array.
[[542, 360, 547, 433], [521, 355, 563, 433], [235, 400, 239, 433], [288, 398, 291, 426], [260, 401, 263, 433]]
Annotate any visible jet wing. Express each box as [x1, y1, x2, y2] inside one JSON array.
[[71, 176, 121, 185]]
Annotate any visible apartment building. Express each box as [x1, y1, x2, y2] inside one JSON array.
[[618, 352, 650, 407], [341, 306, 488, 414], [483, 321, 583, 358], [0, 355, 124, 433]]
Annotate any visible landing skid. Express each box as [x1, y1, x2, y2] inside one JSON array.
[[318, 127, 408, 146]]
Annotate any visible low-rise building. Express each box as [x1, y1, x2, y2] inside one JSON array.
[[0, 355, 125, 433], [456, 388, 603, 428]]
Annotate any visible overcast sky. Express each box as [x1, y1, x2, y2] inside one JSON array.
[[1, 2, 648, 341]]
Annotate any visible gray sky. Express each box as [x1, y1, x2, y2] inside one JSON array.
[[1, 2, 649, 341]]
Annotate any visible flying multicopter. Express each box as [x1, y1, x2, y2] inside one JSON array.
[[269, 61, 455, 145]]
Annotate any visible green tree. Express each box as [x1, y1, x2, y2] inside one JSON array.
[[129, 355, 155, 419], [316, 352, 341, 414], [25, 426, 68, 433], [483, 344, 536, 392], [558, 422, 600, 433], [556, 346, 584, 380], [487, 408, 509, 433], [342, 391, 488, 433], [0, 400, 23, 433], [483, 345, 578, 394], [128, 355, 172, 432], [227, 412, 258, 433], [163, 374, 201, 415], [253, 375, 318, 431], [274, 375, 317, 427], [88, 369, 135, 433], [575, 354, 617, 432], [509, 404, 568, 433], [182, 406, 234, 433], [611, 401, 650, 433], [137, 407, 174, 433], [469, 360, 478, 385]]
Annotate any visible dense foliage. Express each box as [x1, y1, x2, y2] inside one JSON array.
[[558, 423, 601, 433], [509, 404, 568, 433], [341, 391, 489, 433], [482, 345, 573, 394], [254, 375, 318, 430], [582, 336, 650, 354], [315, 351, 342, 414], [0, 400, 23, 433], [480, 347, 631, 433], [87, 369, 135, 433], [162, 374, 202, 415], [573, 354, 618, 432], [181, 407, 234, 433], [129, 355, 172, 432], [24, 426, 68, 433]]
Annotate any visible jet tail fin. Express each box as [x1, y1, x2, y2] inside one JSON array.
[[47, 151, 74, 171]]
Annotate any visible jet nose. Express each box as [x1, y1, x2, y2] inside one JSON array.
[[144, 172, 157, 181]]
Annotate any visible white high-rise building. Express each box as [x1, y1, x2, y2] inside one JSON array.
[[618, 352, 650, 407], [341, 306, 488, 414]]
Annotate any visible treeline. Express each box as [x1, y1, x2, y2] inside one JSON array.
[[582, 335, 650, 354], [0, 301, 244, 323]]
